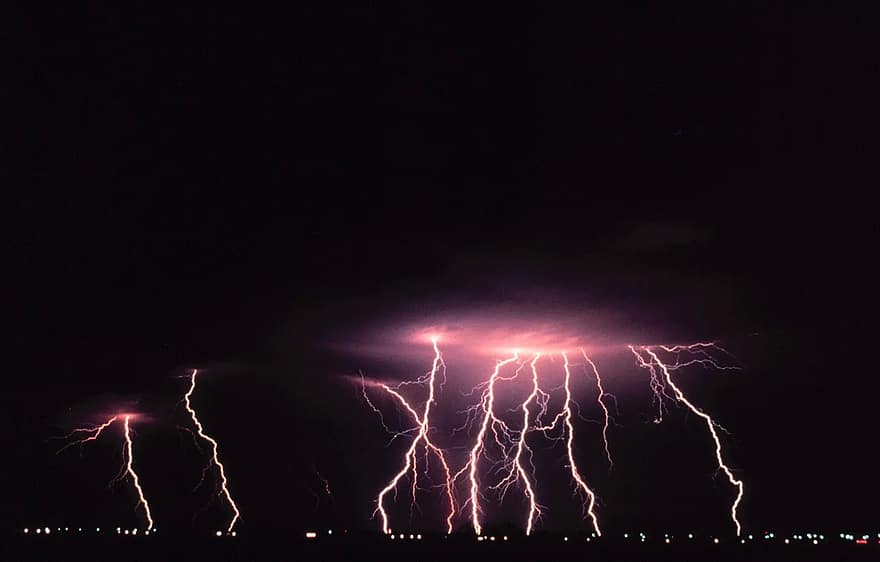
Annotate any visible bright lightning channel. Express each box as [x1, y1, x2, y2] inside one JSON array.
[[183, 369, 241, 533]]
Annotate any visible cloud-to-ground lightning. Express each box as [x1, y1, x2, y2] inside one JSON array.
[[122, 415, 154, 530], [492, 354, 543, 535], [454, 352, 521, 535], [364, 338, 457, 534], [182, 369, 241, 533], [580, 348, 615, 467], [630, 344, 744, 536], [549, 353, 601, 536], [57, 414, 154, 529], [359, 332, 745, 537]]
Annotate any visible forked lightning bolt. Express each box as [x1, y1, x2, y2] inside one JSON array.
[[57, 414, 154, 529], [366, 338, 457, 534], [630, 344, 744, 535], [182, 369, 241, 533]]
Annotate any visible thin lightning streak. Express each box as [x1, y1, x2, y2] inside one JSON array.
[[372, 339, 457, 534], [122, 415, 154, 530], [57, 415, 154, 529], [632, 345, 745, 536], [56, 416, 119, 455], [494, 353, 543, 535], [183, 369, 241, 533], [580, 349, 615, 467], [560, 352, 601, 536], [463, 352, 520, 536]]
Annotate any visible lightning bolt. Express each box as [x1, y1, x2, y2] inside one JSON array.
[[368, 338, 457, 534], [122, 415, 154, 530], [182, 369, 241, 533], [493, 353, 543, 535], [560, 352, 601, 536], [580, 349, 615, 467], [460, 352, 520, 536], [630, 344, 744, 536], [57, 414, 154, 529]]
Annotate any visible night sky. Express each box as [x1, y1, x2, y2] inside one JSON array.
[[8, 4, 878, 538]]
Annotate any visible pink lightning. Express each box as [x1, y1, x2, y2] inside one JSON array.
[[630, 344, 745, 536], [460, 352, 520, 536], [368, 338, 457, 534], [560, 352, 602, 536], [58, 414, 154, 529], [122, 415, 154, 530], [182, 369, 241, 533], [580, 349, 615, 467]]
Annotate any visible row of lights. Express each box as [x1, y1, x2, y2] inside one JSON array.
[[22, 527, 157, 536], [390, 534, 423, 540], [214, 531, 237, 537]]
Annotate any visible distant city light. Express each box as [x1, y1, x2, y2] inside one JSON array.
[[216, 531, 223, 537], [23, 528, 29, 534], [231, 531, 237, 537], [45, 528, 51, 535], [96, 528, 100, 532], [784, 539, 790, 544], [503, 536, 508, 541], [688, 533, 693, 539], [124, 530, 130, 535], [665, 538, 671, 544], [36, 529, 41, 534], [563, 536, 568, 542], [713, 538, 719, 544], [389, 534, 395, 540], [813, 539, 818, 544], [328, 529, 333, 535], [416, 534, 422, 540]]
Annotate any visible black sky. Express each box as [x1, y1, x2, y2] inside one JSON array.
[[7, 4, 879, 537]]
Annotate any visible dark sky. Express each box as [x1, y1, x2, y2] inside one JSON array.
[[7, 4, 878, 538]]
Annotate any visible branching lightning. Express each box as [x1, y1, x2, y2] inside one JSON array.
[[57, 414, 154, 529], [359, 337, 745, 537], [630, 344, 744, 536], [365, 338, 457, 534], [182, 369, 241, 533]]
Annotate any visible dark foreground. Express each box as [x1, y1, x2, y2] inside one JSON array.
[[4, 533, 878, 562]]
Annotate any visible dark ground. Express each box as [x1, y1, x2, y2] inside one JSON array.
[[5, 532, 879, 562]]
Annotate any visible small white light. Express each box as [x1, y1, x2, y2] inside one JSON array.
[[665, 539, 670, 544], [748, 534, 753, 540], [132, 528, 138, 535], [96, 528, 100, 533], [65, 527, 69, 532], [78, 528, 82, 532], [144, 531, 150, 536], [563, 536, 568, 541], [409, 534, 414, 540], [327, 529, 332, 535], [36, 528, 41, 534], [125, 530, 130, 535], [586, 537, 591, 542], [399, 534, 405, 539], [713, 538, 719, 544], [23, 528, 29, 534], [741, 539, 746, 544], [45, 528, 51, 535], [389, 534, 395, 540], [490, 536, 495, 541], [416, 534, 422, 540], [503, 536, 508, 541], [784, 539, 790, 544], [813, 539, 818, 544], [216, 531, 223, 537], [624, 533, 628, 538], [230, 531, 236, 537], [688, 533, 693, 539]]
